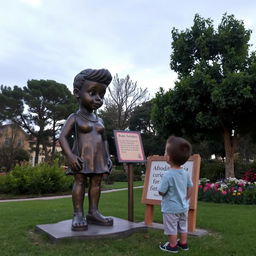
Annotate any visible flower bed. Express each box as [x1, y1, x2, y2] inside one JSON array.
[[198, 177, 256, 204]]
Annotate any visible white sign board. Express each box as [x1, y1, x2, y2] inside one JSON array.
[[146, 160, 194, 201], [141, 155, 200, 209]]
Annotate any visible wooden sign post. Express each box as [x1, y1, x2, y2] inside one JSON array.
[[114, 130, 146, 222], [141, 154, 201, 232]]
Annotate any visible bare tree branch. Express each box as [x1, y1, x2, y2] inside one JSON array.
[[101, 74, 149, 130]]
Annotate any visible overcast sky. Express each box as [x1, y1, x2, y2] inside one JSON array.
[[1, 0, 256, 97]]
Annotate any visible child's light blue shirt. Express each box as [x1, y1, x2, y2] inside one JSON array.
[[158, 168, 193, 214]]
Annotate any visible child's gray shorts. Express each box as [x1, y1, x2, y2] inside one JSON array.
[[163, 212, 188, 235]]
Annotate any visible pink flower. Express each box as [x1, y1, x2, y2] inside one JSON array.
[[199, 185, 203, 188], [222, 191, 227, 195], [238, 187, 243, 192], [203, 187, 208, 192], [206, 183, 211, 188]]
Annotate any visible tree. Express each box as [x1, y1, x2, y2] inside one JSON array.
[[99, 74, 148, 156], [129, 100, 165, 156], [152, 13, 256, 177], [0, 80, 77, 164], [100, 74, 148, 130]]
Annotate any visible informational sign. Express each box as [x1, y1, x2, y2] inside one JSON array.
[[141, 154, 201, 210], [145, 160, 194, 202], [114, 130, 146, 163]]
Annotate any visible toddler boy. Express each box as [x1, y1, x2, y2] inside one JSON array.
[[158, 136, 193, 253]]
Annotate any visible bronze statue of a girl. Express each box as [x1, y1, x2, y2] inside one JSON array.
[[59, 69, 113, 231]]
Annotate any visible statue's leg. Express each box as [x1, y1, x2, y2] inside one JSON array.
[[86, 174, 113, 226], [71, 173, 88, 231]]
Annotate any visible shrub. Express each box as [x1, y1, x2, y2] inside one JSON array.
[[133, 164, 146, 181], [104, 164, 145, 184], [242, 169, 256, 182], [234, 160, 256, 178], [106, 169, 128, 184], [0, 161, 73, 195], [200, 160, 225, 182]]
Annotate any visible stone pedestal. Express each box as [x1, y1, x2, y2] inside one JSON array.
[[35, 217, 147, 243], [35, 218, 208, 243]]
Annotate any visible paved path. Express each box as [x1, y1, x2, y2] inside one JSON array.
[[0, 186, 144, 203]]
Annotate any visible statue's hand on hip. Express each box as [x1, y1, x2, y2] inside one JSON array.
[[68, 153, 83, 171]]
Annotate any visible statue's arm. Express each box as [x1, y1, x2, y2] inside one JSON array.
[[104, 139, 112, 172], [59, 114, 82, 170], [100, 117, 112, 172]]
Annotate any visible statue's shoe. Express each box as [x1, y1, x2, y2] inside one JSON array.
[[86, 212, 113, 226], [72, 214, 88, 231]]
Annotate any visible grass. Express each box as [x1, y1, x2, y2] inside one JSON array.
[[0, 181, 144, 200], [102, 180, 144, 190], [0, 188, 256, 256]]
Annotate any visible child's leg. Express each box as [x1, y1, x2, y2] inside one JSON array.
[[86, 174, 113, 226], [178, 232, 189, 250], [180, 232, 188, 244], [163, 213, 178, 247], [177, 212, 189, 249], [168, 234, 178, 247], [178, 211, 188, 244], [71, 173, 87, 230]]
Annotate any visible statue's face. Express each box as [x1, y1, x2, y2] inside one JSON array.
[[79, 80, 107, 111]]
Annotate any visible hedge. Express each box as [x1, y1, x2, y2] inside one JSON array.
[[0, 161, 73, 195]]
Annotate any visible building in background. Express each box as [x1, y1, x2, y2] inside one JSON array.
[[0, 123, 62, 169]]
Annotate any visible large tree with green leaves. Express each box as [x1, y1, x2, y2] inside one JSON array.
[[152, 13, 256, 177], [0, 80, 77, 164]]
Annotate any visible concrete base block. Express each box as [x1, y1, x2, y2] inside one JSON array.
[[188, 228, 209, 237], [35, 217, 147, 243], [35, 218, 208, 243]]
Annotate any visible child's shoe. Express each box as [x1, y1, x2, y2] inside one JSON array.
[[159, 242, 178, 253], [177, 240, 189, 251]]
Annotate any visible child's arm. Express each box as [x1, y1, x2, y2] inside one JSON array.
[[186, 171, 193, 200], [158, 174, 169, 196], [59, 114, 83, 171], [187, 187, 193, 200]]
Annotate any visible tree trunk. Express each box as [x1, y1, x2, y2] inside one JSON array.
[[51, 121, 56, 162], [223, 128, 236, 178], [43, 143, 50, 163], [34, 139, 40, 165]]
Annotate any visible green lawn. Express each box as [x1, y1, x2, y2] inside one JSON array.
[[0, 189, 256, 256], [0, 181, 144, 200], [102, 180, 144, 190]]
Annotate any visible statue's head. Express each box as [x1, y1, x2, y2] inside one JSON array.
[[73, 69, 112, 92], [73, 69, 112, 111]]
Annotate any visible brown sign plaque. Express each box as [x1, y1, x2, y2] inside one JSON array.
[[114, 130, 146, 163]]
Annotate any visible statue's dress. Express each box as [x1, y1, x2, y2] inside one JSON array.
[[69, 112, 110, 175]]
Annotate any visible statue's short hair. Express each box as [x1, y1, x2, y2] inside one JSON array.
[[73, 68, 112, 90]]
